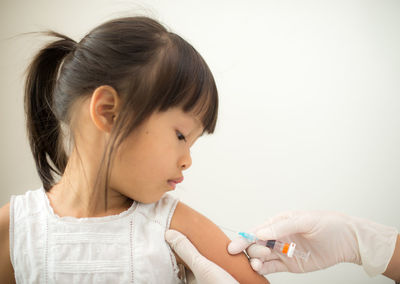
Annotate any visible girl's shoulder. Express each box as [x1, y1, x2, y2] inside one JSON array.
[[0, 202, 10, 236], [136, 193, 179, 225], [10, 188, 45, 223], [0, 202, 16, 283], [0, 202, 10, 249]]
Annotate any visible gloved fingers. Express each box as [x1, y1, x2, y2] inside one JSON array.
[[228, 236, 252, 254], [249, 258, 263, 272], [185, 269, 196, 284], [165, 229, 206, 270], [246, 244, 271, 260], [166, 229, 239, 283], [260, 252, 282, 262], [257, 259, 289, 275], [250, 255, 292, 275]]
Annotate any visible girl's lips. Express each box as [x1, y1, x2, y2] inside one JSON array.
[[167, 177, 183, 189], [169, 177, 184, 184]]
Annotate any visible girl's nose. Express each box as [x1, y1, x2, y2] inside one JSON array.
[[179, 149, 192, 170]]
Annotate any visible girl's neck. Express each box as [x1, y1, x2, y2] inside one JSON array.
[[47, 128, 133, 218], [47, 155, 133, 218], [46, 182, 133, 218]]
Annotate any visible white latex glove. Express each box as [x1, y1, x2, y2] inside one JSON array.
[[228, 211, 398, 277], [165, 229, 239, 284]]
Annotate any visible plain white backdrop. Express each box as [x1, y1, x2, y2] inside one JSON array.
[[1, 1, 399, 283]]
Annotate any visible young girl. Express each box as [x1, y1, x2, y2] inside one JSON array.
[[0, 16, 269, 283]]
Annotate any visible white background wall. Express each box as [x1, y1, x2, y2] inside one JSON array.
[[1, 1, 399, 283]]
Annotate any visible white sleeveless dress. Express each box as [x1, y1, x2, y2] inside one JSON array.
[[9, 186, 183, 284]]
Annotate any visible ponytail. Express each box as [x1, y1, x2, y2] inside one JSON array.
[[24, 31, 76, 191]]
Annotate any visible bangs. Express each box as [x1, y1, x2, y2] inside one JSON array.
[[153, 33, 218, 134]]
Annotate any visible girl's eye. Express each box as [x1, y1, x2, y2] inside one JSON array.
[[176, 131, 186, 142]]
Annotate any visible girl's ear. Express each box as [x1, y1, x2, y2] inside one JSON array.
[[89, 85, 120, 133]]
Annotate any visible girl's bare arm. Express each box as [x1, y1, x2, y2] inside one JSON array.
[[170, 201, 269, 284], [383, 234, 400, 281]]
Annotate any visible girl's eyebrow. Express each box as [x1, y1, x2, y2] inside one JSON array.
[[190, 116, 204, 138], [183, 114, 204, 139], [190, 115, 201, 126]]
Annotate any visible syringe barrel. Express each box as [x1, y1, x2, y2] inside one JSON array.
[[237, 232, 311, 261], [265, 240, 310, 261], [266, 240, 295, 256]]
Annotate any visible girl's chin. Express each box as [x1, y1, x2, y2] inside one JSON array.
[[134, 192, 167, 204]]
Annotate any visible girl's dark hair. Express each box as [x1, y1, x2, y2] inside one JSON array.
[[24, 16, 218, 209]]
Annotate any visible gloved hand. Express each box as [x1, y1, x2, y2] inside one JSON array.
[[228, 211, 398, 277], [165, 229, 239, 284]]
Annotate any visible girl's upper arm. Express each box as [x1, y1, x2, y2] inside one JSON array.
[[0, 202, 16, 284], [170, 201, 269, 284]]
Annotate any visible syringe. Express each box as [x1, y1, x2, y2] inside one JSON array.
[[238, 232, 310, 261]]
